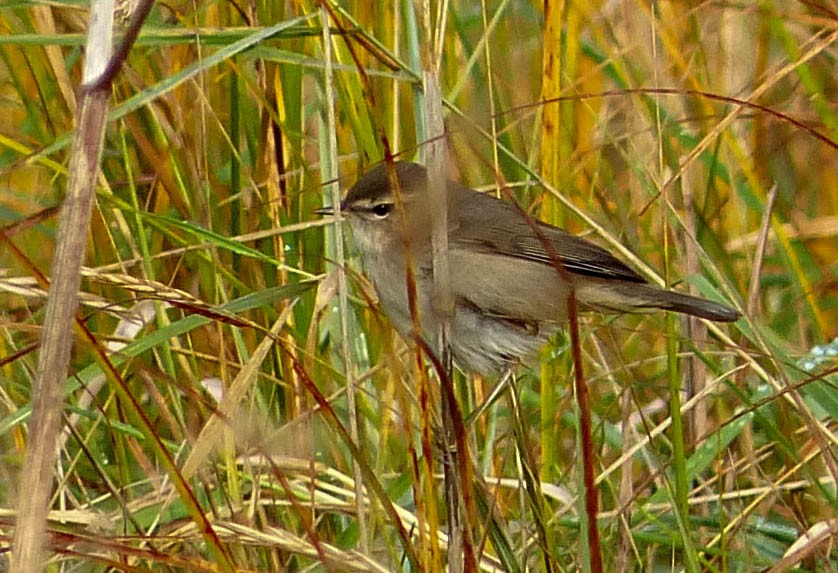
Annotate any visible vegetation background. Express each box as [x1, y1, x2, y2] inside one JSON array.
[[1, 0, 836, 570]]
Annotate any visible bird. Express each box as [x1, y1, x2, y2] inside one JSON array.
[[319, 161, 739, 375]]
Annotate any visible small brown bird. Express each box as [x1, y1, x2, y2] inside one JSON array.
[[319, 161, 739, 374]]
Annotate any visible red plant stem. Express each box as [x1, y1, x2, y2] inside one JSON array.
[[567, 289, 603, 573]]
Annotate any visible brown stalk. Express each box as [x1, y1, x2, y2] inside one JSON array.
[[498, 183, 598, 572], [10, 2, 154, 571], [11, 40, 111, 573], [424, 71, 477, 573], [334, 1, 442, 557], [681, 177, 707, 457], [383, 153, 443, 571]]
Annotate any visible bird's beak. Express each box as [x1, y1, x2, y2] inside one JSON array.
[[314, 203, 341, 216]]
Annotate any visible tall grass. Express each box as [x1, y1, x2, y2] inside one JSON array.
[[1, 1, 836, 570]]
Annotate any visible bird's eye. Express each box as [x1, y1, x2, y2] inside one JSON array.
[[371, 203, 393, 218]]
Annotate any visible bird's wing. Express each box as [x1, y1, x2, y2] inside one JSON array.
[[451, 188, 646, 284]]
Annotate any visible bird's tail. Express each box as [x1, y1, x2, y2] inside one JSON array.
[[625, 284, 740, 322], [580, 281, 741, 322]]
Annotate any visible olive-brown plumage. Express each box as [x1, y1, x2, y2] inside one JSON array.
[[321, 161, 739, 374]]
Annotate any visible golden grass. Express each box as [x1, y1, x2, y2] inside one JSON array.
[[1, 1, 836, 571]]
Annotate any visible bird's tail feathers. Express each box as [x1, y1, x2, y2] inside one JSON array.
[[580, 282, 740, 322]]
